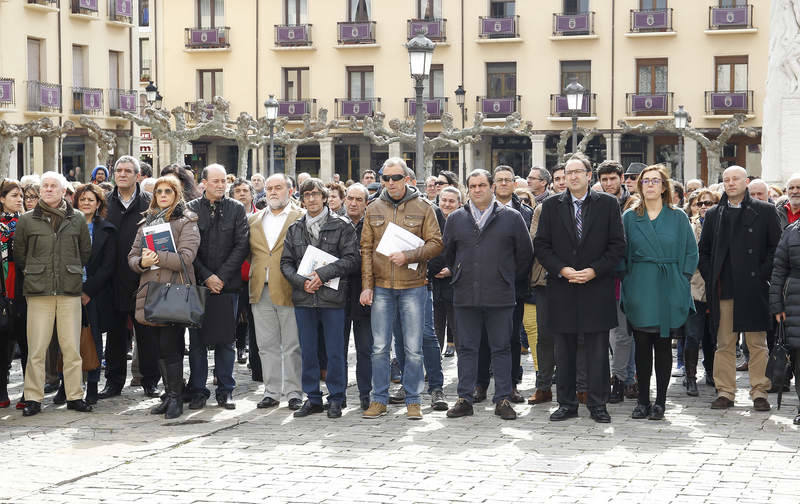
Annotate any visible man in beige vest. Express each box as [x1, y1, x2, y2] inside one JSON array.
[[248, 174, 304, 410]]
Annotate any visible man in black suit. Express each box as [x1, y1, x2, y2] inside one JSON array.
[[534, 153, 626, 423]]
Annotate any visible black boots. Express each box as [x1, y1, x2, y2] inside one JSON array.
[[150, 360, 170, 416], [150, 360, 184, 420], [609, 376, 625, 403], [683, 346, 699, 397]]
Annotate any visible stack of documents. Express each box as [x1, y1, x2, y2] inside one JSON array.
[[298, 245, 340, 290], [376, 222, 424, 270]]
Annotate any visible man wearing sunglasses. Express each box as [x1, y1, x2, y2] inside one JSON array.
[[360, 158, 443, 420], [623, 163, 646, 195]]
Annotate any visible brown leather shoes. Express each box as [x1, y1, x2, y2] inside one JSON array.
[[509, 388, 525, 404], [710, 396, 734, 409], [527, 389, 553, 405], [577, 391, 588, 404], [753, 397, 771, 411]]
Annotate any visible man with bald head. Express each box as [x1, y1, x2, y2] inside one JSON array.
[[778, 174, 800, 230], [698, 166, 781, 411]]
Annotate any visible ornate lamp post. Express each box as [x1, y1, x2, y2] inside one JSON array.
[[406, 32, 435, 183], [674, 105, 690, 183], [264, 94, 279, 175], [454, 84, 466, 183], [565, 77, 585, 156], [145, 81, 162, 109]]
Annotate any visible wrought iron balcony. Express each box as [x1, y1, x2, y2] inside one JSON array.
[[708, 5, 753, 30], [626, 92, 673, 116], [109, 88, 138, 116], [705, 90, 753, 114], [108, 0, 133, 23], [334, 98, 380, 119], [140, 59, 152, 82], [477, 96, 520, 118], [478, 15, 519, 39], [552, 12, 595, 36], [337, 21, 376, 45], [407, 19, 446, 41], [404, 97, 448, 119], [27, 81, 61, 112], [72, 87, 103, 115], [550, 93, 596, 117], [71, 0, 98, 16], [27, 0, 58, 6], [0, 78, 15, 109], [274, 24, 312, 47], [629, 8, 673, 32], [278, 99, 316, 120], [185, 27, 230, 49]]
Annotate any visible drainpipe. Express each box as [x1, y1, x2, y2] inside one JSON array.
[[57, 0, 63, 172], [610, 0, 615, 159], [255, 0, 260, 174]]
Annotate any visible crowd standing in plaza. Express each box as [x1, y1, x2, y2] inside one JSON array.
[[2, 151, 800, 426]]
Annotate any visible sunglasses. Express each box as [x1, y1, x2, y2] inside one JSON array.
[[519, 198, 531, 204], [697, 201, 714, 207], [624, 174, 638, 180], [435, 181, 448, 186], [381, 174, 405, 182]]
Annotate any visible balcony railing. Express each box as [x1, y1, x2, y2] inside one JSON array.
[[626, 92, 673, 116], [278, 99, 316, 120], [27, 0, 58, 6], [335, 98, 380, 119], [185, 27, 230, 49], [0, 78, 15, 109], [71, 0, 98, 16], [27, 80, 61, 112], [274, 24, 312, 47], [108, 0, 133, 23], [553, 12, 594, 36], [404, 97, 448, 119], [337, 21, 376, 44], [72, 87, 103, 114], [407, 19, 446, 41], [185, 101, 215, 123], [477, 96, 520, 118], [705, 90, 754, 114], [140, 59, 152, 82], [550, 93, 596, 117], [708, 5, 753, 30], [109, 88, 137, 116], [478, 15, 519, 39], [630, 8, 673, 32]]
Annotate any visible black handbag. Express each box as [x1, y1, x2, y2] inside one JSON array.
[[766, 321, 791, 409], [142, 255, 209, 328]]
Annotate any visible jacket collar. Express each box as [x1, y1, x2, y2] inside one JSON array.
[[32, 199, 75, 220]]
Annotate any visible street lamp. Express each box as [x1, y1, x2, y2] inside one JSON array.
[[406, 31, 435, 184], [565, 77, 585, 157], [264, 94, 279, 176], [145, 81, 163, 109], [454, 84, 467, 183], [674, 105, 690, 183], [154, 91, 163, 110]]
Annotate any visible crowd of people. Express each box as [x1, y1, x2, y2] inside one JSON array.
[[1, 152, 799, 426]]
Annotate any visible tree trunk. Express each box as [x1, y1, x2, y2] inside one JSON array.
[[237, 141, 250, 178], [285, 144, 298, 178]]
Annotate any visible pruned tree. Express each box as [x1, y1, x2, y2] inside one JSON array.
[[79, 116, 117, 166], [557, 126, 600, 162], [0, 118, 75, 177]]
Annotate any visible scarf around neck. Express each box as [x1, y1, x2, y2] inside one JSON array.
[[469, 197, 497, 230], [306, 206, 329, 244], [38, 199, 67, 231]]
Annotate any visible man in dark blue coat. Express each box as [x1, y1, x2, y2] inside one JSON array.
[[443, 169, 533, 421]]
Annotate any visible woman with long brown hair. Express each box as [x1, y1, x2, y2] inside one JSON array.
[[128, 175, 200, 419], [0, 179, 25, 408]]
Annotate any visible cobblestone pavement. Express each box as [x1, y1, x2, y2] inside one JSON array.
[[2, 341, 800, 504]]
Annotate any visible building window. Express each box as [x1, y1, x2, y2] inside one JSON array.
[[640, 0, 666, 8], [197, 0, 224, 28], [284, 68, 310, 100], [139, 0, 149, 26], [637, 58, 667, 94], [563, 0, 589, 14], [418, 0, 442, 19], [286, 0, 308, 24], [27, 38, 42, 81], [719, 0, 746, 6], [560, 60, 591, 92], [109, 51, 122, 90], [139, 38, 151, 82], [199, 69, 223, 100], [487, 62, 516, 98], [715, 56, 747, 92], [347, 67, 374, 100], [423, 65, 444, 99], [490, 0, 515, 17], [72, 45, 87, 87], [348, 0, 371, 22]]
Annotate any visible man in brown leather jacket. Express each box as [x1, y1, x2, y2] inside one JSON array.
[[360, 158, 443, 420]]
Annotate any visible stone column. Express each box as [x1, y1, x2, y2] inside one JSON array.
[[85, 137, 99, 174], [646, 135, 655, 164], [604, 133, 622, 161], [42, 136, 58, 172], [0, 136, 14, 179], [319, 137, 334, 182], [358, 139, 372, 176], [683, 137, 698, 182], [115, 134, 130, 157], [389, 141, 402, 159], [531, 134, 546, 168], [7, 138, 18, 179]]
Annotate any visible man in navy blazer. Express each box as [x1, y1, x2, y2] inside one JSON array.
[[443, 169, 533, 421]]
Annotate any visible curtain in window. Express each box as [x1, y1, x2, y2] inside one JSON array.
[[199, 0, 211, 27], [351, 0, 370, 21], [420, 0, 441, 19], [214, 0, 224, 26]]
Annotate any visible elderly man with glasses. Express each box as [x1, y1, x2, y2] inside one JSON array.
[[527, 166, 552, 204]]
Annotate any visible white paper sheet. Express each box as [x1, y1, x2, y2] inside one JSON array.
[[375, 222, 425, 270], [297, 245, 340, 290]]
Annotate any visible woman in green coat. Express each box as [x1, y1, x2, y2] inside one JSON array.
[[621, 165, 698, 421]]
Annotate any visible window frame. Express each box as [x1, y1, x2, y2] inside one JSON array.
[[715, 55, 748, 93], [283, 67, 310, 101], [198, 69, 223, 100], [486, 62, 517, 99], [347, 66, 374, 100], [560, 60, 591, 93], [197, 0, 223, 28], [639, 0, 667, 9], [636, 58, 668, 95], [417, 0, 441, 19]]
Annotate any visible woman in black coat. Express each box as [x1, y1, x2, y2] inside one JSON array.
[[769, 219, 800, 425], [75, 184, 117, 405]]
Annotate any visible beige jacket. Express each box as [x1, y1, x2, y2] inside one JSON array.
[[690, 216, 706, 302], [247, 204, 304, 306], [528, 202, 547, 288]]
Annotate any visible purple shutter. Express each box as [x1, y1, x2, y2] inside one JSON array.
[[0, 80, 12, 103]]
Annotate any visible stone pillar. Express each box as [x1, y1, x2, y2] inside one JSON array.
[[319, 137, 334, 182], [42, 136, 58, 172], [115, 134, 130, 157], [358, 139, 372, 176], [683, 137, 698, 182], [7, 138, 18, 179], [604, 133, 622, 161], [646, 136, 655, 164], [0, 137, 14, 179], [85, 137, 99, 175], [389, 141, 402, 159], [531, 134, 546, 168]]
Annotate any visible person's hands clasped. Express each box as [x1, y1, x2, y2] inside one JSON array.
[[561, 267, 596, 284], [776, 312, 787, 323], [205, 274, 224, 294], [141, 249, 159, 268], [304, 272, 323, 294]]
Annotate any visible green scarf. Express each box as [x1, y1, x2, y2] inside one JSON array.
[[38, 199, 67, 231]]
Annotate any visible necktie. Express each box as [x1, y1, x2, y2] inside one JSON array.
[[574, 200, 583, 241]]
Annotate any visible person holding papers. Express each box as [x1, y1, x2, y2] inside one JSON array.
[[280, 178, 360, 419], [360, 158, 443, 420], [128, 175, 200, 419]]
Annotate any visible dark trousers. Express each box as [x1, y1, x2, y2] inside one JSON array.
[[345, 315, 373, 401], [433, 300, 455, 348], [554, 331, 610, 409], [478, 301, 523, 388], [295, 307, 346, 404], [235, 286, 252, 352], [135, 325, 184, 366], [105, 310, 159, 388], [534, 287, 557, 391], [248, 308, 262, 382], [634, 331, 672, 407], [86, 300, 103, 383], [454, 306, 514, 404]]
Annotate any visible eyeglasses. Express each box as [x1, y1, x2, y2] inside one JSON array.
[[519, 198, 531, 204], [527, 176, 543, 182], [697, 201, 715, 207], [24, 195, 38, 201], [494, 178, 515, 185], [624, 174, 638, 180], [303, 191, 323, 200], [155, 188, 174, 195], [565, 169, 587, 176], [435, 181, 448, 186], [381, 174, 405, 182], [641, 178, 662, 186]]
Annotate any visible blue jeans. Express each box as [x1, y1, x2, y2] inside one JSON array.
[[188, 330, 236, 398], [295, 307, 346, 405], [393, 288, 444, 392], [371, 286, 426, 405]]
